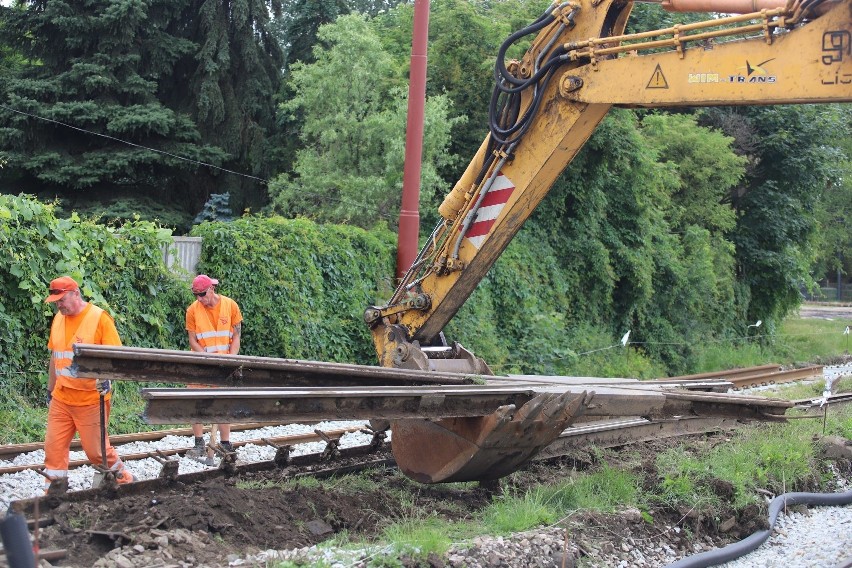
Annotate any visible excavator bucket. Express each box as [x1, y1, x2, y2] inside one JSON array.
[[391, 390, 591, 483]]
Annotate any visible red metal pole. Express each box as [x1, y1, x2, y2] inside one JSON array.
[[396, 0, 430, 280]]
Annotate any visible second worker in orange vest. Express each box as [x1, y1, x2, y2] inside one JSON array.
[[44, 276, 134, 491], [185, 274, 243, 456]]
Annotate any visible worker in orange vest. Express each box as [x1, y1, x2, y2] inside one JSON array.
[[185, 274, 243, 457], [44, 276, 134, 490]]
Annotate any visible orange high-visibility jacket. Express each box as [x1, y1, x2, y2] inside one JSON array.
[[188, 296, 240, 354], [49, 304, 111, 406]]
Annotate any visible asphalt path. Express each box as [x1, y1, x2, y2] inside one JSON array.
[[796, 303, 852, 320]]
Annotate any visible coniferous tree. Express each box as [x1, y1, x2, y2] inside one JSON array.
[[0, 0, 227, 211], [0, 0, 286, 219], [166, 0, 285, 212]]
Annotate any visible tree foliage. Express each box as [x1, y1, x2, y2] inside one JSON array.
[[0, 1, 848, 380], [0, 0, 226, 206], [167, 0, 285, 211], [703, 105, 847, 328], [524, 109, 747, 371], [372, 0, 551, 183], [808, 105, 852, 283], [641, 112, 744, 234], [193, 192, 234, 224], [267, 13, 463, 229]]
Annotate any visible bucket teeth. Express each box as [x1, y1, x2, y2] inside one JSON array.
[[512, 393, 552, 422]]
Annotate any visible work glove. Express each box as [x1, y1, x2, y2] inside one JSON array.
[[46, 390, 52, 406], [96, 379, 111, 395]]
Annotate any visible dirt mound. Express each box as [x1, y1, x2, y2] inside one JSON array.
[[24, 431, 841, 567]]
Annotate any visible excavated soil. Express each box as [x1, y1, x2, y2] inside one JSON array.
[[24, 430, 842, 568]]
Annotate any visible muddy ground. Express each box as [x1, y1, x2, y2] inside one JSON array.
[[22, 430, 846, 568]]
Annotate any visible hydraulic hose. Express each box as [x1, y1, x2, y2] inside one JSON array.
[[0, 511, 36, 568], [494, 9, 558, 86], [666, 489, 852, 568]]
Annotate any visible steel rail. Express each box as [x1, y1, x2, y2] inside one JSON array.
[[9, 442, 394, 516], [0, 422, 296, 458], [70, 344, 479, 387], [487, 374, 734, 393], [0, 426, 364, 475], [139, 383, 793, 424], [662, 364, 781, 382], [729, 366, 824, 389], [536, 416, 743, 459], [791, 392, 852, 411]]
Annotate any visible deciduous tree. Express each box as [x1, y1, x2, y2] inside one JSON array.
[[268, 13, 461, 229]]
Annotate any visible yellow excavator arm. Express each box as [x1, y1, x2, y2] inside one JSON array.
[[365, 0, 851, 483], [366, 0, 851, 372]]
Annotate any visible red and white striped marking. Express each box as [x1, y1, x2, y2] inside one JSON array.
[[462, 172, 516, 249]]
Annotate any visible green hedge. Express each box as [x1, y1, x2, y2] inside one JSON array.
[[1, 194, 661, 405], [189, 217, 396, 364], [0, 194, 187, 401]]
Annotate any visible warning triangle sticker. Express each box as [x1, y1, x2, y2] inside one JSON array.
[[647, 64, 668, 89]]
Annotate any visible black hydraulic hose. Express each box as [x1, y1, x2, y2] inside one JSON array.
[[799, 0, 826, 19], [493, 46, 569, 95], [489, 67, 559, 146], [494, 12, 557, 86], [0, 511, 36, 568], [666, 489, 852, 568]]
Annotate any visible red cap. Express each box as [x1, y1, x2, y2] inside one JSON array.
[[45, 276, 80, 303], [191, 274, 219, 293]]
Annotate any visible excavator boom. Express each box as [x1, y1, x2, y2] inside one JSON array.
[[366, 0, 852, 483]]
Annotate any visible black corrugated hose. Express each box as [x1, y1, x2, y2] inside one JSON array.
[[666, 489, 852, 568]]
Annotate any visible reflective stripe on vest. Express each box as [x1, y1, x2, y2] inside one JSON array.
[[53, 350, 77, 377], [50, 305, 103, 383], [191, 296, 237, 355]]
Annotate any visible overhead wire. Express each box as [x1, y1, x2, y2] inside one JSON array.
[[0, 102, 397, 220]]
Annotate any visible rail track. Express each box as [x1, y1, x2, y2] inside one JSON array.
[[664, 364, 824, 390], [0, 363, 826, 478], [0, 363, 835, 484], [0, 365, 852, 495], [1, 362, 848, 566]]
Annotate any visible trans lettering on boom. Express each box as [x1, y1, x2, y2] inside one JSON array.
[[688, 59, 777, 84]]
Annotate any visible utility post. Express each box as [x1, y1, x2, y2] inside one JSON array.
[[396, 0, 430, 280]]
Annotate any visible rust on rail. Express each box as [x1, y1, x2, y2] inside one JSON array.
[[72, 345, 795, 484], [71, 344, 477, 387]]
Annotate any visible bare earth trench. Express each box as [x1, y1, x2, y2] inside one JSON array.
[[21, 420, 852, 568]]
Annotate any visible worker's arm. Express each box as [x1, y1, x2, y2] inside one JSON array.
[[229, 323, 241, 356], [187, 331, 205, 353], [47, 356, 56, 393]]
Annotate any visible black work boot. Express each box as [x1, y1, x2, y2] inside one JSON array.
[[220, 440, 234, 453], [187, 436, 206, 458]]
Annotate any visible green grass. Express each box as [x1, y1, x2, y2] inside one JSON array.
[[380, 516, 456, 559], [691, 316, 851, 373], [654, 405, 851, 510], [773, 318, 852, 363], [354, 406, 851, 560]]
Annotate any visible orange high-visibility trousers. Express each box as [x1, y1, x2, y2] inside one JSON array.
[[44, 397, 133, 488]]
